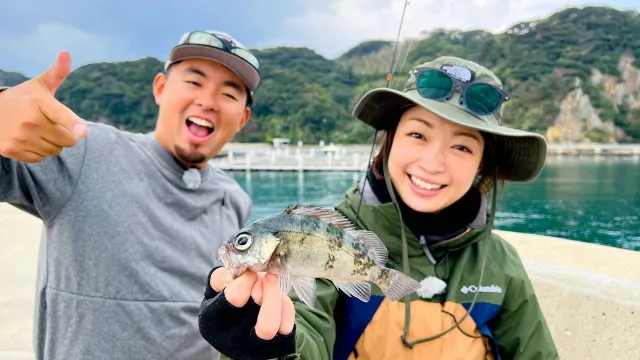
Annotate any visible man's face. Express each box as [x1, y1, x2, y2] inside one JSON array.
[[152, 58, 251, 168]]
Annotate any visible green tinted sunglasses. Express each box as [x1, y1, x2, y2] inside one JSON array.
[[179, 31, 260, 70], [411, 67, 510, 117]]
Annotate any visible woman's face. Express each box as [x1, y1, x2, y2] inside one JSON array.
[[388, 106, 485, 213]]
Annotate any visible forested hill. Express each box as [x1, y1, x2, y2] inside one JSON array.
[[0, 70, 29, 87], [1, 6, 639, 144]]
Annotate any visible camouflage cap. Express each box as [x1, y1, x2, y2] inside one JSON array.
[[351, 56, 547, 182]]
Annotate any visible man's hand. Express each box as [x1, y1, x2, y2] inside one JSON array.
[[199, 267, 298, 360], [210, 268, 296, 340], [0, 50, 88, 163]]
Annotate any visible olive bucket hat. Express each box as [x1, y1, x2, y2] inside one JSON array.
[[352, 56, 547, 182]]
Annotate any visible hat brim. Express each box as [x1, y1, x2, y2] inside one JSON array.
[[168, 45, 260, 91], [352, 88, 547, 182]]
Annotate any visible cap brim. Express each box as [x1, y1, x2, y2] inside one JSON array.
[[168, 45, 260, 91], [352, 88, 547, 182]]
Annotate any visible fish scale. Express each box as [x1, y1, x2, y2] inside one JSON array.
[[269, 231, 377, 281], [218, 204, 421, 309]]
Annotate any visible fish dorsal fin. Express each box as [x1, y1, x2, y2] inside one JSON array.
[[352, 230, 388, 266], [284, 204, 356, 231]]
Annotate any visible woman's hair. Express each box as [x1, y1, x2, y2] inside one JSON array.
[[370, 114, 505, 195]]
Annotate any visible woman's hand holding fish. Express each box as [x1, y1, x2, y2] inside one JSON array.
[[199, 266, 298, 360], [212, 267, 296, 339]]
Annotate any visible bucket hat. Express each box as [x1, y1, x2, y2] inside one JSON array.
[[352, 56, 547, 182]]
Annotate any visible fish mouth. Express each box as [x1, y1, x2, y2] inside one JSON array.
[[229, 265, 248, 279], [217, 246, 236, 274], [217, 247, 229, 266], [217, 246, 248, 279]]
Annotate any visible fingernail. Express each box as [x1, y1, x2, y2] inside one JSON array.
[[266, 274, 277, 282], [73, 124, 84, 137]]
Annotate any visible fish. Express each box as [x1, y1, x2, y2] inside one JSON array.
[[217, 204, 422, 309]]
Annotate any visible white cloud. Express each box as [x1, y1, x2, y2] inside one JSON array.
[[264, 0, 597, 58], [0, 23, 133, 76]]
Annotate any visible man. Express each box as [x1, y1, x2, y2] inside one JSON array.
[[0, 30, 260, 359]]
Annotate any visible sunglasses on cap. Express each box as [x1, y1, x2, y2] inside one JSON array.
[[178, 31, 260, 70], [410, 67, 510, 117]]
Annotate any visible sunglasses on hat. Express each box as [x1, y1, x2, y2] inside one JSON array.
[[410, 67, 510, 117], [178, 31, 260, 71]]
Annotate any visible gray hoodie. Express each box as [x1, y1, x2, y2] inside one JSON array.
[[1, 121, 251, 359]]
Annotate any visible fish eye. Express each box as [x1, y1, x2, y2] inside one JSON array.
[[234, 233, 252, 251]]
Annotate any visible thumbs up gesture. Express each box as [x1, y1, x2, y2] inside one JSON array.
[[0, 50, 88, 163]]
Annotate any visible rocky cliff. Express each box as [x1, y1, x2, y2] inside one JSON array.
[[547, 54, 640, 143]]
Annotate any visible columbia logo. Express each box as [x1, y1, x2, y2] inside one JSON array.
[[460, 285, 503, 294]]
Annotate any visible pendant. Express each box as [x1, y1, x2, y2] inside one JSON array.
[[182, 168, 202, 189]]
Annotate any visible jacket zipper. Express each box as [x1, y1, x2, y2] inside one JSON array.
[[431, 228, 472, 249], [420, 228, 472, 271]]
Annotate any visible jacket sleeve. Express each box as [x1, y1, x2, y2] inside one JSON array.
[[491, 261, 559, 359], [0, 138, 87, 222], [289, 278, 340, 359]]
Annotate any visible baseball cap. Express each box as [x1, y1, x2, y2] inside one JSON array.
[[165, 30, 261, 92]]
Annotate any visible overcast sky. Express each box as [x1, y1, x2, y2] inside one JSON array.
[[1, 0, 638, 77]]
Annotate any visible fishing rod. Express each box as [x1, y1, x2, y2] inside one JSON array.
[[386, 0, 411, 87], [355, 0, 410, 222]]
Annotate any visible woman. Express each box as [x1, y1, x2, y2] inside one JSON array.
[[198, 56, 559, 360]]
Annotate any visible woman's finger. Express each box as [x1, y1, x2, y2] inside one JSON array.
[[279, 294, 296, 336], [210, 267, 235, 293], [254, 273, 283, 340], [251, 272, 266, 306], [223, 271, 259, 308]]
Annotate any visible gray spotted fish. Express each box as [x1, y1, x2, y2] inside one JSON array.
[[217, 204, 421, 308]]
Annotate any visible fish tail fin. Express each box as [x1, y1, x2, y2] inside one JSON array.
[[378, 268, 421, 301]]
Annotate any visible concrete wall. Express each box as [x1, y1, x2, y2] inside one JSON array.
[[1, 204, 639, 360]]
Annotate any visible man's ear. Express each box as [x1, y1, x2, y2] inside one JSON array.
[[152, 73, 167, 106], [238, 107, 251, 131]]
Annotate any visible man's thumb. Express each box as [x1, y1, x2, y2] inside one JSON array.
[[37, 50, 72, 94]]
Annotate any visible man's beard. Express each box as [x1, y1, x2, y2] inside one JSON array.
[[175, 145, 207, 167]]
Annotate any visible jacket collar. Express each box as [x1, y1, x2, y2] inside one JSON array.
[[360, 173, 487, 238]]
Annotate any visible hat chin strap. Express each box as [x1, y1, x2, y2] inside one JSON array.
[[380, 148, 497, 348]]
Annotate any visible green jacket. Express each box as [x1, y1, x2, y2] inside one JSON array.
[[287, 183, 559, 360]]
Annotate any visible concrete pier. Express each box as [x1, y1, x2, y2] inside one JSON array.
[[1, 204, 639, 360]]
